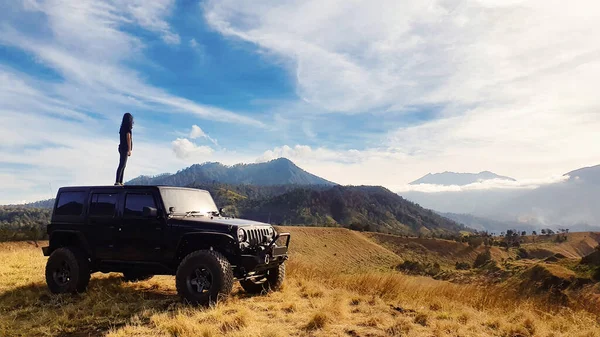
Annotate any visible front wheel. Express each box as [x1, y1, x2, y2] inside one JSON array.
[[240, 262, 286, 294], [45, 247, 91, 294], [175, 250, 234, 306]]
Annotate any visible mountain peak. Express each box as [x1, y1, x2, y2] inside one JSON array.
[[127, 158, 335, 186], [410, 171, 515, 186]]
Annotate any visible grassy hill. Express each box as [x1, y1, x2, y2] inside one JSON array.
[[0, 228, 599, 336], [363, 232, 510, 267]]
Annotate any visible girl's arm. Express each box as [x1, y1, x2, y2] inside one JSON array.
[[127, 132, 132, 156]]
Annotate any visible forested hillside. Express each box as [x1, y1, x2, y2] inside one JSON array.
[[235, 185, 467, 235], [0, 183, 467, 240], [0, 207, 50, 241]]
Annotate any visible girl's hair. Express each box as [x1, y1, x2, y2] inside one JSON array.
[[119, 113, 134, 134]]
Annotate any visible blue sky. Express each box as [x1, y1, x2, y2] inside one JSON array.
[[1, 0, 599, 204]]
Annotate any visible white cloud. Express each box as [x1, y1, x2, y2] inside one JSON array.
[[397, 176, 570, 193], [124, 0, 181, 44], [205, 0, 600, 180], [189, 125, 207, 139], [0, 0, 262, 126], [172, 138, 214, 160], [189, 38, 199, 48], [189, 125, 218, 145]]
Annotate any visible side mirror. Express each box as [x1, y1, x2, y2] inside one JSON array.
[[143, 206, 158, 217]]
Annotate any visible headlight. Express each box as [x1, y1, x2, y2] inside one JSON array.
[[237, 228, 246, 242], [267, 227, 275, 238]]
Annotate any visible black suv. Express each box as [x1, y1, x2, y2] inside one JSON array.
[[42, 185, 290, 305]]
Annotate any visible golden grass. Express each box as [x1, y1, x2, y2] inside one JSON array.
[[0, 228, 599, 337]]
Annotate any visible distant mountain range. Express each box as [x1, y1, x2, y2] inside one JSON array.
[[127, 158, 335, 186], [410, 171, 515, 186], [402, 164, 600, 233]]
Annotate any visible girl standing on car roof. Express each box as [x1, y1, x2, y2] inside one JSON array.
[[115, 113, 134, 186]]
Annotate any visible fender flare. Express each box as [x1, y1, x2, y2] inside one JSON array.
[[48, 230, 92, 256], [175, 232, 236, 258]]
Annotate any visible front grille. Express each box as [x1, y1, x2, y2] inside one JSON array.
[[247, 227, 270, 245]]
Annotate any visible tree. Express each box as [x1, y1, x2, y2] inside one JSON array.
[[532, 231, 537, 236], [521, 231, 527, 236]]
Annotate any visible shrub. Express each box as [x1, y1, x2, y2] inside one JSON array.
[[455, 262, 471, 270], [397, 260, 441, 277], [516, 248, 529, 259], [474, 250, 492, 268]]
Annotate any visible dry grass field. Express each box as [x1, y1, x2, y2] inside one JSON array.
[[0, 228, 599, 337]]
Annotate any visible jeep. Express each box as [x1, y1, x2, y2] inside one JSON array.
[[42, 185, 290, 305]]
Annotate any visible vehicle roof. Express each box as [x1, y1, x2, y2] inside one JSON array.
[[57, 185, 207, 192]]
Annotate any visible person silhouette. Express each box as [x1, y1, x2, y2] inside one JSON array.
[[115, 113, 134, 186]]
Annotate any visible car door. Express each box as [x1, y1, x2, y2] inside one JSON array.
[[86, 190, 120, 260], [117, 190, 164, 261]]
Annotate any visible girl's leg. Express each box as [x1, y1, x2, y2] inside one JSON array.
[[116, 152, 128, 184]]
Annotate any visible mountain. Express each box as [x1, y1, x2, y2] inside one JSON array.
[[410, 171, 515, 186], [564, 164, 600, 184], [233, 185, 467, 236], [402, 164, 600, 233], [127, 158, 335, 186]]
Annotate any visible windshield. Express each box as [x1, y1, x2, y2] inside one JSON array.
[[160, 188, 218, 214]]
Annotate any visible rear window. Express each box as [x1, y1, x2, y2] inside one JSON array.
[[124, 193, 156, 217], [90, 193, 117, 217], [55, 191, 86, 216]]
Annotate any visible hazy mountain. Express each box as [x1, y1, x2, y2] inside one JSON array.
[[410, 171, 515, 186], [402, 164, 600, 232], [564, 164, 600, 184], [127, 158, 335, 187]]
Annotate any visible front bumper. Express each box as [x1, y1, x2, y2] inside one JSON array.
[[240, 232, 290, 271]]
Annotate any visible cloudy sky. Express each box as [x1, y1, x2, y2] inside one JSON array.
[[1, 0, 599, 204]]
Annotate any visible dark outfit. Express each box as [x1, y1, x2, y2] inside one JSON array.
[[115, 130, 132, 184]]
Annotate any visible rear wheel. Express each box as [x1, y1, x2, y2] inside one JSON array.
[[240, 262, 286, 294], [176, 250, 233, 306], [45, 247, 90, 294], [122, 271, 153, 282]]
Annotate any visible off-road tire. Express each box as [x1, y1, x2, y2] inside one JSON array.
[[240, 262, 286, 294], [122, 271, 154, 282], [176, 250, 233, 306], [45, 247, 91, 294]]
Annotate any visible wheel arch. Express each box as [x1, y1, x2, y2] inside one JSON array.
[[175, 232, 237, 263], [48, 230, 92, 257]]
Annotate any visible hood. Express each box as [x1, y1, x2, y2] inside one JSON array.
[[169, 216, 271, 228]]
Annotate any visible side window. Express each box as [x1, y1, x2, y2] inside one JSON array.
[[55, 191, 86, 216], [124, 193, 156, 217], [89, 193, 117, 217]]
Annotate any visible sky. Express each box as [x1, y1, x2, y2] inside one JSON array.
[[1, 0, 600, 204]]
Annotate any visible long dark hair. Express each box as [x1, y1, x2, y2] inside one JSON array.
[[119, 113, 134, 134]]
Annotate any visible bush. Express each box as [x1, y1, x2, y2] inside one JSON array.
[[397, 260, 441, 277], [455, 262, 471, 270], [516, 248, 529, 259], [474, 250, 492, 268]]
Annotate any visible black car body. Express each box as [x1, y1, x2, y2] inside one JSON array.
[[42, 185, 290, 305]]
